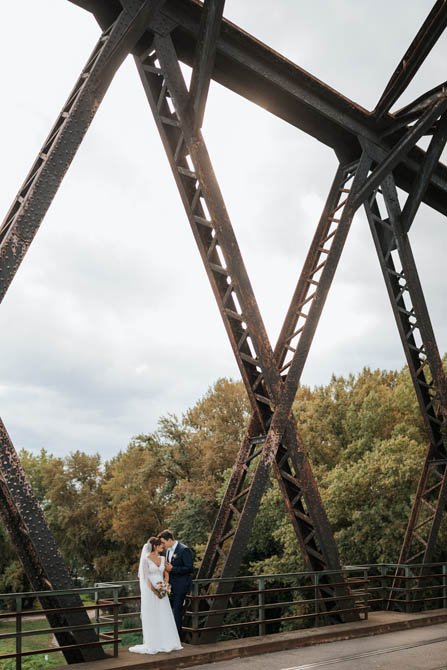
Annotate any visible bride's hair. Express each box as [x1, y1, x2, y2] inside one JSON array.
[[149, 536, 162, 548]]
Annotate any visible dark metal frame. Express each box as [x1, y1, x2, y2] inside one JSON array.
[[1, 0, 447, 654]]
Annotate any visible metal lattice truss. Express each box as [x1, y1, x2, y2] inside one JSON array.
[[1, 0, 447, 654]]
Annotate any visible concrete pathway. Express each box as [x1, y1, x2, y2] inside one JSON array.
[[51, 609, 447, 670], [186, 623, 447, 670]]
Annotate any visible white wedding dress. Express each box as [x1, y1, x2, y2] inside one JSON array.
[[129, 553, 183, 655]]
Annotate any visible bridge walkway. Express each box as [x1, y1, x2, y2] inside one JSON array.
[[186, 622, 447, 670], [53, 609, 447, 670]]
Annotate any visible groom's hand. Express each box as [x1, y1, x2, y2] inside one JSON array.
[[165, 562, 173, 572]]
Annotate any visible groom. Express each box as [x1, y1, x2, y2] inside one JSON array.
[[158, 529, 193, 638]]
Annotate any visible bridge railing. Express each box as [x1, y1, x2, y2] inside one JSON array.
[[0, 584, 121, 670], [184, 567, 369, 642], [2, 563, 447, 666], [92, 563, 447, 639], [362, 563, 447, 612]]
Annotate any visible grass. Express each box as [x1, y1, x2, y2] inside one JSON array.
[[0, 612, 142, 669], [0, 608, 142, 670], [0, 618, 67, 668]]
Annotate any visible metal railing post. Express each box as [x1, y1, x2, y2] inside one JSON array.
[[113, 587, 119, 657], [94, 585, 100, 636], [314, 573, 320, 627], [379, 564, 386, 608], [192, 582, 200, 644], [443, 564, 447, 609], [364, 568, 369, 619], [15, 595, 22, 670], [257, 577, 265, 637], [405, 566, 411, 613]]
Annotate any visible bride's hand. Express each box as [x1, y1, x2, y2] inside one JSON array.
[[149, 582, 163, 599]]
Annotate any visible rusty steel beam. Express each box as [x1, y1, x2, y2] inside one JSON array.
[[188, 0, 225, 131], [69, 0, 447, 218], [0, 420, 106, 663], [0, 0, 165, 304], [401, 110, 447, 232], [374, 0, 447, 118]]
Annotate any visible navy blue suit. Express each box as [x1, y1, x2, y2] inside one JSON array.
[[167, 542, 193, 636]]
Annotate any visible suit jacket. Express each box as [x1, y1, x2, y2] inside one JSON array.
[[168, 542, 193, 594]]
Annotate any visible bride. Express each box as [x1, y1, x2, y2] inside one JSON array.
[[129, 536, 183, 655]]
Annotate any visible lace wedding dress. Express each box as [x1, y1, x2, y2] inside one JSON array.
[[129, 551, 183, 655]]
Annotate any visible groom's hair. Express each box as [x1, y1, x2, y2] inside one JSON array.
[[158, 529, 174, 541]]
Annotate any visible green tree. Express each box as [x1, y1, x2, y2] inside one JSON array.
[[323, 435, 425, 564], [42, 451, 109, 582]]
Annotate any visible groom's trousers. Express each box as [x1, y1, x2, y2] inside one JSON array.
[[170, 590, 187, 637]]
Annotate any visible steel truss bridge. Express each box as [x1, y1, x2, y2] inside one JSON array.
[[1, 0, 447, 662]]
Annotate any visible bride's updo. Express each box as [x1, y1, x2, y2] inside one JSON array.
[[149, 536, 162, 549]]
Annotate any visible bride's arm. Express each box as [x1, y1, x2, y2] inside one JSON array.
[[142, 558, 162, 598]]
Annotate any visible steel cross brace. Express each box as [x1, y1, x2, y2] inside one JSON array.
[[197, 163, 361, 584], [134, 32, 377, 633], [361, 141, 447, 607]]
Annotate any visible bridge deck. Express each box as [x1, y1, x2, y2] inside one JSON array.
[[52, 609, 447, 670]]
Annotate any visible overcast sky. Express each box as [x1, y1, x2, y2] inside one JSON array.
[[0, 1, 446, 460]]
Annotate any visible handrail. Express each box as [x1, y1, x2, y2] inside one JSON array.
[[0, 584, 122, 670], [2, 563, 447, 666]]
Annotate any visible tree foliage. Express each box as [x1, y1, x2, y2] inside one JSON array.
[[0, 364, 443, 594]]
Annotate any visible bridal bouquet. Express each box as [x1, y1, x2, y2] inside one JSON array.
[[156, 581, 171, 598]]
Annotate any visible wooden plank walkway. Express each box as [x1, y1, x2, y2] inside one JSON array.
[[52, 609, 447, 670]]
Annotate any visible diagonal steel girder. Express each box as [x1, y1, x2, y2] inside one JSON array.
[[197, 162, 360, 584], [134, 32, 379, 633], [0, 0, 166, 304], [0, 420, 106, 663], [373, 0, 447, 119], [401, 110, 447, 233], [194, 159, 373, 635]]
